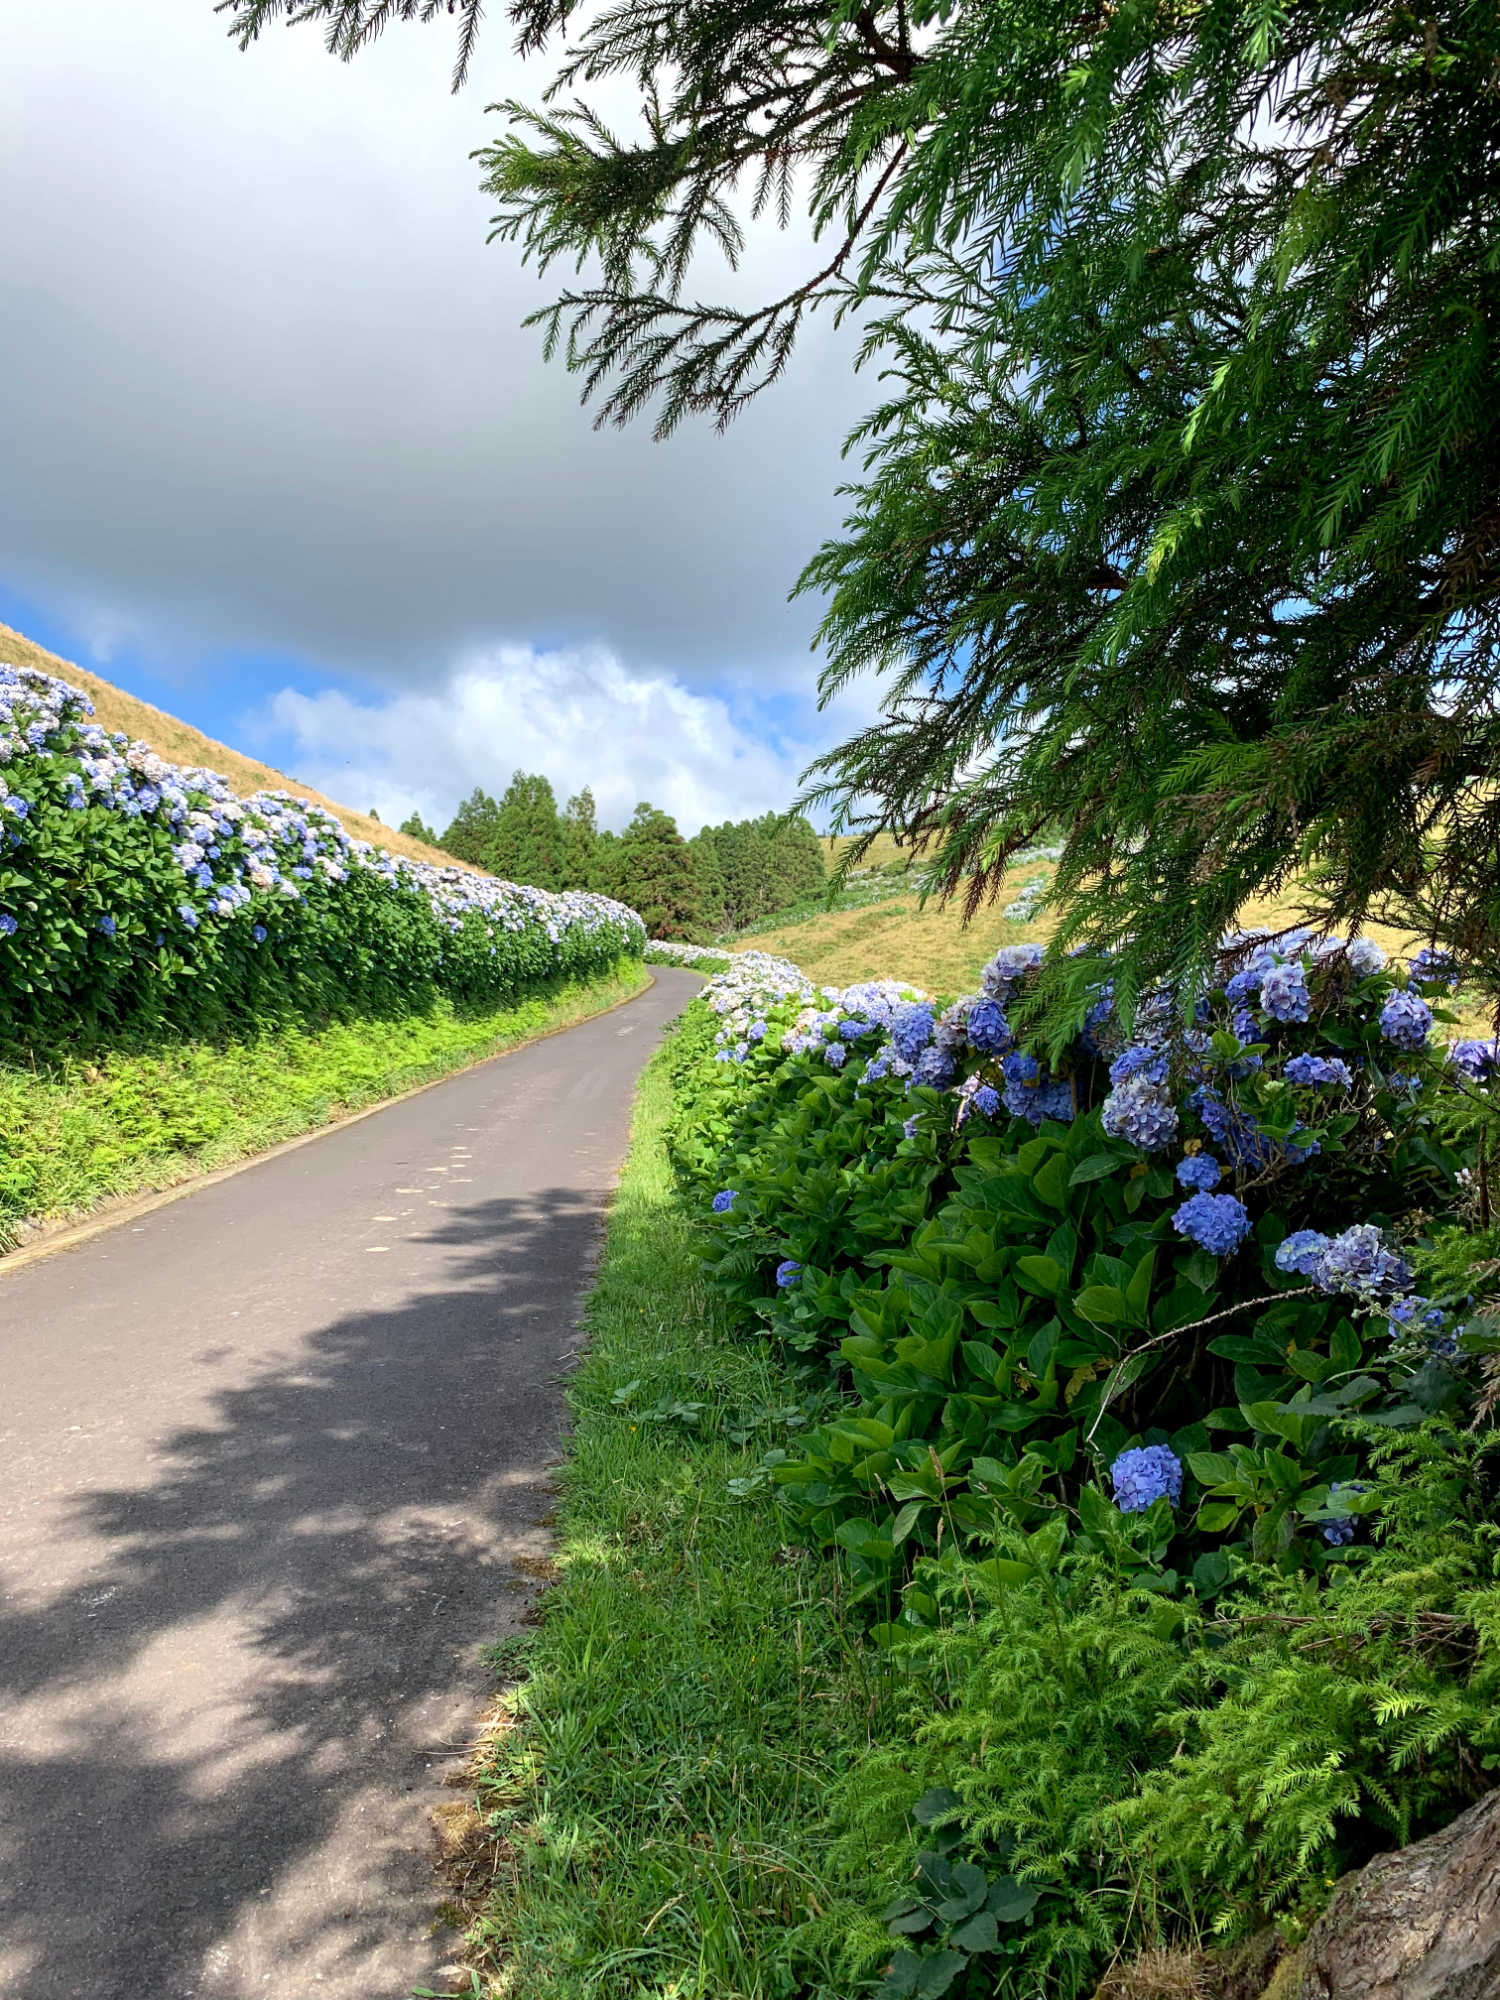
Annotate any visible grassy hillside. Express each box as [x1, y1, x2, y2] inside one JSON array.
[[0, 621, 459, 870], [744, 834, 1425, 992]]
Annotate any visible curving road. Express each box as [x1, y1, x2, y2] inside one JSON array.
[[0, 968, 698, 2000]]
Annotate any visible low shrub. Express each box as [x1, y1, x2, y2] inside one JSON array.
[[662, 936, 1500, 1991], [0, 663, 643, 1048]]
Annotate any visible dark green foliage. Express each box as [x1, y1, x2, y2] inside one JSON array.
[[225, 0, 1500, 1001], [845, 1427, 1500, 1997], [686, 827, 727, 932], [559, 786, 599, 889], [397, 809, 439, 844], [665, 988, 1500, 1987], [438, 785, 503, 868], [614, 802, 701, 939], [697, 813, 827, 932], [489, 770, 565, 889]]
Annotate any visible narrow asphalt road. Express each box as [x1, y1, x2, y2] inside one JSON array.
[[0, 968, 699, 2000]]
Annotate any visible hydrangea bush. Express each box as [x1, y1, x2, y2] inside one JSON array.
[[666, 935, 1500, 1997], [0, 664, 644, 1045], [667, 928, 1497, 1601]]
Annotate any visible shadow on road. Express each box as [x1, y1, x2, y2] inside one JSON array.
[[0, 1185, 605, 1999]]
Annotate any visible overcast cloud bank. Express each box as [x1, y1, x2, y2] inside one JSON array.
[[0, 0, 873, 795]]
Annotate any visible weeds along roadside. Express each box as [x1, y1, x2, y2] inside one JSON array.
[[0, 959, 648, 1253], [461, 1042, 890, 2000]]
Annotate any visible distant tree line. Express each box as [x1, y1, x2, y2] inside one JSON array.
[[397, 774, 824, 940]]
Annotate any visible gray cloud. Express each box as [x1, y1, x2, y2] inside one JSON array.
[[0, 0, 872, 695]]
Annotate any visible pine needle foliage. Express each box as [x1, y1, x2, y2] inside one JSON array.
[[219, 0, 1500, 1001], [838, 1425, 1500, 1993]]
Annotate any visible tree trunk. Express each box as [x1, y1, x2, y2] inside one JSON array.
[[1276, 1789, 1500, 2000]]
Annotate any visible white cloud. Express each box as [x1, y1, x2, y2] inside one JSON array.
[[254, 643, 820, 834]]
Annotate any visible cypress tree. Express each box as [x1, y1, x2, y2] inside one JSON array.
[[439, 788, 503, 870], [489, 771, 564, 888], [614, 803, 701, 939], [560, 787, 599, 890]]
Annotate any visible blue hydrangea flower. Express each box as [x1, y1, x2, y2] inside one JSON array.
[[1379, 989, 1433, 1051], [1231, 1007, 1261, 1044], [251, 924, 267, 943], [1449, 1038, 1500, 1081], [178, 904, 199, 930], [863, 1054, 891, 1084], [1260, 960, 1312, 1023], [1110, 1445, 1183, 1513], [1277, 1222, 1411, 1301], [2, 795, 30, 821], [1172, 1191, 1252, 1255], [0, 912, 16, 936], [891, 1001, 936, 1064], [1175, 1152, 1222, 1191], [972, 1084, 1000, 1117], [966, 997, 1012, 1056], [1102, 1071, 1178, 1151], [1198, 1088, 1316, 1169], [1283, 1053, 1353, 1090], [1108, 1044, 1167, 1088], [1345, 937, 1386, 976], [711, 1189, 738, 1214], [825, 1042, 848, 1069], [980, 942, 1043, 999], [902, 1114, 920, 1141], [1408, 947, 1458, 990], [1275, 1229, 1329, 1278], [96, 914, 116, 937], [914, 1045, 955, 1088], [748, 1020, 768, 1042], [775, 1260, 803, 1288], [1322, 1481, 1367, 1547]]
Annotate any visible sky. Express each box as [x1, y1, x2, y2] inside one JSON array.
[[0, 0, 881, 833]]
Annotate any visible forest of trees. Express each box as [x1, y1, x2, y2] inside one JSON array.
[[398, 775, 824, 940]]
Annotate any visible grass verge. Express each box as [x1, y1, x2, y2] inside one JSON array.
[[458, 1042, 883, 2000], [0, 958, 649, 1250]]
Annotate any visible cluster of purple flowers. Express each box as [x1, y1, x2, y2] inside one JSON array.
[[1110, 1445, 1183, 1513], [1378, 989, 1433, 1051], [1275, 1223, 1412, 1302], [0, 662, 646, 975], [1172, 1191, 1252, 1255]]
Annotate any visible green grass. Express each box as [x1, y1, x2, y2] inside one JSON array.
[[0, 959, 649, 1250], [462, 1045, 886, 1999]]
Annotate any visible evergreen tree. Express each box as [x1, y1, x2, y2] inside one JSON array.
[[231, 0, 1500, 993], [687, 827, 727, 935], [758, 811, 825, 911], [398, 810, 439, 845], [713, 819, 775, 931], [489, 770, 564, 888], [589, 827, 623, 899], [439, 787, 503, 870], [614, 803, 700, 939], [559, 787, 599, 890]]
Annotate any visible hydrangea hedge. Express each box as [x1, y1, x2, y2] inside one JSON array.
[[664, 937, 1500, 1990], [0, 664, 644, 1047]]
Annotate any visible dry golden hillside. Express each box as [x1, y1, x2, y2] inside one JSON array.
[[0, 622, 460, 869], [748, 831, 1424, 993]]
